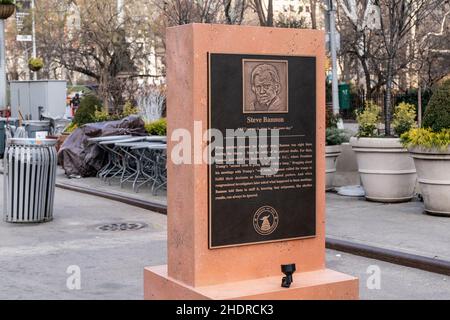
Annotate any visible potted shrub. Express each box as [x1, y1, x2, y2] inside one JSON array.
[[145, 118, 167, 136], [325, 109, 349, 190], [0, 0, 15, 20], [350, 101, 417, 202], [401, 80, 450, 216], [28, 57, 44, 72], [73, 94, 103, 126]]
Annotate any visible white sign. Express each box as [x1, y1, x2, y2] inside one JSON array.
[[16, 35, 32, 42], [35, 131, 48, 139], [15, 0, 32, 42]]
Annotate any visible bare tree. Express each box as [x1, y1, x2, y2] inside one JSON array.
[[35, 0, 156, 112], [223, 0, 247, 24], [309, 0, 318, 29], [413, 4, 450, 87], [338, 0, 385, 99], [150, 0, 249, 74], [5, 21, 29, 81], [275, 12, 308, 29], [375, 0, 445, 134], [250, 0, 274, 26], [340, 0, 446, 133], [153, 0, 223, 26]]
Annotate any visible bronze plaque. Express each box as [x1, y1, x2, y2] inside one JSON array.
[[242, 59, 289, 113], [208, 53, 316, 249]]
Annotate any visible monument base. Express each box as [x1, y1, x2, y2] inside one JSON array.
[[144, 265, 359, 300]]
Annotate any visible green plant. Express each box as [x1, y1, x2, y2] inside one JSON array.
[[326, 127, 350, 146], [122, 101, 139, 117], [93, 110, 110, 122], [392, 102, 417, 136], [64, 122, 78, 133], [145, 118, 167, 136], [73, 95, 103, 126], [28, 57, 44, 72], [0, 0, 15, 5], [423, 80, 450, 132], [110, 113, 123, 121], [401, 128, 450, 150], [395, 88, 432, 116], [355, 100, 381, 137], [326, 107, 340, 129]]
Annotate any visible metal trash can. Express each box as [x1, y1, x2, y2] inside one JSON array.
[[23, 120, 51, 139], [3, 138, 58, 223]]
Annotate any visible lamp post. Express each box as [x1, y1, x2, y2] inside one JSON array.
[[0, 2, 16, 108], [117, 0, 124, 25], [326, 0, 340, 116], [31, 0, 37, 80]]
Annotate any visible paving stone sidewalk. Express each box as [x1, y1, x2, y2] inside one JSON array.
[[56, 170, 450, 262], [1, 173, 450, 299], [326, 192, 450, 261]]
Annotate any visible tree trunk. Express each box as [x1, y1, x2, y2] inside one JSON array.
[[309, 0, 317, 29], [224, 0, 232, 24], [418, 84, 422, 127], [100, 71, 110, 113], [360, 57, 372, 100], [267, 0, 273, 27], [239, 0, 246, 24], [253, 0, 273, 26], [253, 0, 266, 26], [384, 58, 394, 136]]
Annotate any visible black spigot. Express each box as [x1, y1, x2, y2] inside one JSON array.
[[281, 264, 296, 288]]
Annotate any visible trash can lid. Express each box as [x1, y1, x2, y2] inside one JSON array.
[[7, 138, 57, 146]]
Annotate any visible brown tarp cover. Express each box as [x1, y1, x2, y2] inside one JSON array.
[[58, 116, 146, 177]]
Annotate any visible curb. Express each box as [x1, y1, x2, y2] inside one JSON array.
[[326, 237, 450, 276], [55, 182, 167, 215]]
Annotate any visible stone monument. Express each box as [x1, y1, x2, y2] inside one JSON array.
[[144, 23, 358, 300]]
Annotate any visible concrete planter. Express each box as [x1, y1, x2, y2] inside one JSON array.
[[408, 147, 450, 216], [325, 145, 342, 191], [350, 137, 417, 203]]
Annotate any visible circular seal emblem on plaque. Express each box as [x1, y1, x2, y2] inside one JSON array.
[[253, 206, 279, 236]]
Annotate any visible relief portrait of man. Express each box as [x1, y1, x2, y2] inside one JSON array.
[[243, 60, 288, 113]]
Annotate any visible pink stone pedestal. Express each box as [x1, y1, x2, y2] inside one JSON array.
[[145, 266, 358, 300], [144, 24, 359, 300]]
